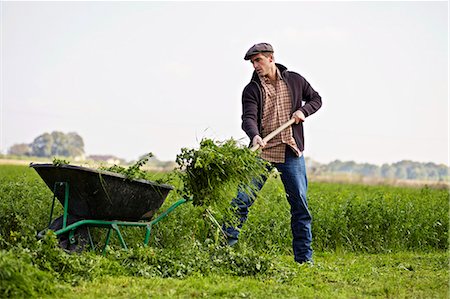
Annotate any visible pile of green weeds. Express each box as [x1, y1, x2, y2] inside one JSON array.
[[175, 138, 270, 207]]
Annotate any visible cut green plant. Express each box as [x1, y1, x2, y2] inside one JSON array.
[[100, 153, 155, 181], [52, 158, 70, 167], [175, 138, 270, 208]]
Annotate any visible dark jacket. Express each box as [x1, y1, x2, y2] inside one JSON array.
[[241, 63, 322, 152]]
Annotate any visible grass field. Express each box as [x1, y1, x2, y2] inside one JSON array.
[[0, 164, 448, 298]]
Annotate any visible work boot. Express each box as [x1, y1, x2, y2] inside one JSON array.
[[295, 258, 314, 267], [227, 237, 238, 246], [222, 224, 239, 246]]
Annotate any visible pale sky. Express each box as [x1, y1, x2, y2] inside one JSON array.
[[1, 1, 448, 165]]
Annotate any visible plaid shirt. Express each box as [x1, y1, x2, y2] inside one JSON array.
[[260, 69, 302, 163]]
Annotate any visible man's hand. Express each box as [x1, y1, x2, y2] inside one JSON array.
[[292, 110, 306, 124], [252, 135, 266, 148]]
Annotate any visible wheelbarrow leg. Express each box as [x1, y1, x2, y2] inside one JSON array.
[[102, 223, 128, 255], [112, 223, 128, 250], [102, 227, 113, 255], [49, 184, 58, 227], [144, 224, 153, 246], [49, 182, 70, 228], [62, 182, 69, 229], [87, 226, 95, 251]]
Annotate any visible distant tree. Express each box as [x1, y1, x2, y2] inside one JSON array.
[[31, 133, 53, 157], [340, 161, 357, 172], [394, 165, 408, 180], [437, 165, 449, 180], [67, 132, 84, 157], [315, 158, 448, 181], [406, 162, 424, 180], [8, 143, 32, 156], [326, 160, 359, 173], [50, 131, 68, 156], [30, 131, 85, 157], [381, 163, 396, 179], [360, 163, 380, 177], [426, 168, 439, 180]]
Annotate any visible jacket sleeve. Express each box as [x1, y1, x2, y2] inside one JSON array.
[[297, 75, 322, 117], [241, 83, 260, 141]]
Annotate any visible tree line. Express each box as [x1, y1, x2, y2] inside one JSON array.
[[307, 158, 449, 181], [8, 131, 84, 158], [7, 131, 448, 181]]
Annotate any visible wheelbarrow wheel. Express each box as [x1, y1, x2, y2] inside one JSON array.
[[37, 215, 90, 253]]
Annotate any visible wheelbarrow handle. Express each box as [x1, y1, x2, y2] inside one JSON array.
[[250, 118, 296, 152]]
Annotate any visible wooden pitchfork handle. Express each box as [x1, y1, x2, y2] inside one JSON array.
[[250, 118, 296, 152]]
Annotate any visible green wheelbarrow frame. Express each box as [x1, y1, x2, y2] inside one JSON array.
[[48, 181, 188, 255]]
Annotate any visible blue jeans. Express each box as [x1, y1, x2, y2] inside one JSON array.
[[224, 147, 313, 262]]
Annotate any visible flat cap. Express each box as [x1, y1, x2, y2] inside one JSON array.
[[244, 43, 274, 60]]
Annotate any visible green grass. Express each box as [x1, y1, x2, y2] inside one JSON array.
[[59, 252, 449, 298], [152, 174, 449, 253], [0, 164, 448, 298]]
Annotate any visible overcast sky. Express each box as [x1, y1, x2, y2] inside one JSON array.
[[1, 1, 448, 165]]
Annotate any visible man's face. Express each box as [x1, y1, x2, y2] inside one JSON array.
[[250, 53, 273, 77]]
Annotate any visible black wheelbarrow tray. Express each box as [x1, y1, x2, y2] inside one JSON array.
[[30, 163, 188, 254]]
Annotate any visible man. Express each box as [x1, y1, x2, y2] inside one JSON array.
[[224, 43, 322, 264]]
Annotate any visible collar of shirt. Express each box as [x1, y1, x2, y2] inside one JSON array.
[[259, 68, 283, 85]]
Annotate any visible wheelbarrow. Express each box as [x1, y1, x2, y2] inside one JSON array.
[[30, 163, 187, 254]]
